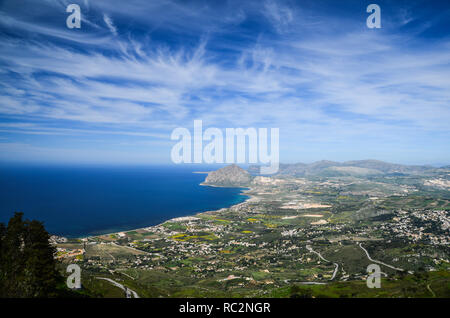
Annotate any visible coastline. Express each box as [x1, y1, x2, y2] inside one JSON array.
[[199, 182, 250, 189], [84, 183, 255, 240]]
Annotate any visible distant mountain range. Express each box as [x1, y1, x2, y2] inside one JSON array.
[[201, 160, 449, 187], [249, 159, 447, 177]]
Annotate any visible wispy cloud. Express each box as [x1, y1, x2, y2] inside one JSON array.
[[103, 13, 118, 36], [262, 0, 294, 33], [0, 0, 449, 164]]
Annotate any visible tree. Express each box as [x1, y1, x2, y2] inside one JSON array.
[[0, 212, 63, 297]]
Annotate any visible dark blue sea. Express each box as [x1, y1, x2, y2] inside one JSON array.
[[0, 164, 247, 237]]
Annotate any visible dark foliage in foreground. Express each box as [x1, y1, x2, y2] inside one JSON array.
[[0, 212, 68, 297]]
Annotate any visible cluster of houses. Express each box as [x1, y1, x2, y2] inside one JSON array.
[[379, 209, 449, 245]]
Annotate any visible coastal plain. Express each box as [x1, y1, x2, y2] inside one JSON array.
[[54, 162, 450, 298]]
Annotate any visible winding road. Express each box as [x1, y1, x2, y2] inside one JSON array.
[[95, 277, 140, 298], [306, 245, 339, 280], [358, 243, 405, 272], [427, 284, 436, 297]]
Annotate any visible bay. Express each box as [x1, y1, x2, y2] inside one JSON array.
[[0, 164, 247, 237]]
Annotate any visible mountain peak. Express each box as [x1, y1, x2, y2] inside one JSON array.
[[202, 164, 252, 187]]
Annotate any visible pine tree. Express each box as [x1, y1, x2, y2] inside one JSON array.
[[0, 212, 63, 297]]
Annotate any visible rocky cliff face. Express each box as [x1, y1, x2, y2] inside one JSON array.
[[203, 164, 253, 187]]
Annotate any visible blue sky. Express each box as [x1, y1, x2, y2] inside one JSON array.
[[0, 0, 449, 165]]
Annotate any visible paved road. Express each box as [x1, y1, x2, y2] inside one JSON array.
[[95, 277, 140, 298], [358, 243, 405, 272], [306, 245, 339, 280], [427, 284, 436, 297]]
